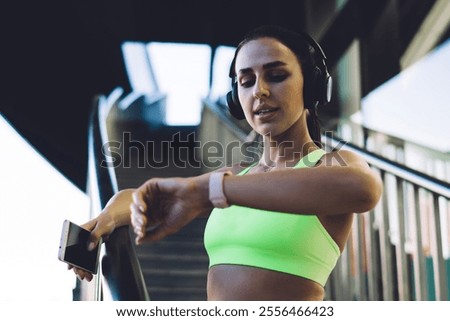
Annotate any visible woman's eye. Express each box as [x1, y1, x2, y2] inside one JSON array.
[[268, 73, 288, 82], [240, 78, 255, 88]]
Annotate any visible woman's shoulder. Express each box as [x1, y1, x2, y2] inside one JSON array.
[[319, 149, 369, 168]]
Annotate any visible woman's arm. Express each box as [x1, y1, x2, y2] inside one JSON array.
[[224, 150, 382, 215], [131, 150, 382, 244]]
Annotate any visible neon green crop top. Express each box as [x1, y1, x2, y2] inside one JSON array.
[[204, 149, 340, 287]]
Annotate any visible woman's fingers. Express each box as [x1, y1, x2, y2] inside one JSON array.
[[132, 186, 148, 214], [81, 219, 97, 232], [130, 202, 147, 244], [138, 224, 173, 243], [81, 220, 102, 251], [131, 181, 159, 244], [73, 267, 93, 282]]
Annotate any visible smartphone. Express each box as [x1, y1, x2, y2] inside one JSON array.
[[58, 219, 101, 274]]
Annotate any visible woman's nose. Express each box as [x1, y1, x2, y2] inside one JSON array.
[[253, 79, 270, 99]]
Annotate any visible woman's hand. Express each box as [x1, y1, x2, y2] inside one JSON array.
[[130, 174, 213, 244], [68, 189, 135, 282]]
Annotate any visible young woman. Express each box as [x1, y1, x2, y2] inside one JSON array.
[[71, 25, 382, 300]]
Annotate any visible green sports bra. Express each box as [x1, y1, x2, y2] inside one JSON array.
[[203, 149, 340, 287]]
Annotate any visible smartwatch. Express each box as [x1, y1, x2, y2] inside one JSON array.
[[209, 171, 233, 208]]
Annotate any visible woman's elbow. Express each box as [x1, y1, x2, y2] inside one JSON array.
[[355, 171, 383, 213]]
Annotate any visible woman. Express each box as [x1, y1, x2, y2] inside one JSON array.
[[72, 25, 382, 300]]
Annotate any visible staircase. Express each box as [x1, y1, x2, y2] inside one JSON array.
[[108, 118, 209, 301]]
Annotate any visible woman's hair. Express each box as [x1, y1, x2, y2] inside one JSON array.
[[230, 25, 323, 146]]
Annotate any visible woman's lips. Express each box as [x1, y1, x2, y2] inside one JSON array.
[[254, 107, 279, 120]]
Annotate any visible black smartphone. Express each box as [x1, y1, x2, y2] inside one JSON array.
[[58, 219, 101, 274]]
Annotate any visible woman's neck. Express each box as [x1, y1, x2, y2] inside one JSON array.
[[260, 128, 318, 168]]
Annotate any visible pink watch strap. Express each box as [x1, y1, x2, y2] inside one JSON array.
[[209, 171, 232, 208]]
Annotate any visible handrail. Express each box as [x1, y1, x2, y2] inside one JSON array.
[[322, 133, 450, 198], [335, 118, 450, 162], [87, 94, 149, 301]]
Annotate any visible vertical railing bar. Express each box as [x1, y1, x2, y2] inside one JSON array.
[[367, 167, 382, 301], [333, 246, 349, 300], [336, 255, 346, 300], [346, 231, 355, 300], [329, 248, 341, 300], [324, 272, 332, 300], [345, 243, 353, 300], [431, 193, 448, 300], [352, 216, 363, 300], [348, 234, 355, 300], [357, 214, 368, 300], [365, 208, 380, 300], [395, 178, 410, 300], [335, 257, 344, 300], [379, 170, 394, 300], [349, 218, 357, 299], [412, 185, 427, 300]]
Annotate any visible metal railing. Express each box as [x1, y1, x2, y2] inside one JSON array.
[[86, 93, 149, 301], [200, 98, 450, 301], [334, 118, 449, 183]]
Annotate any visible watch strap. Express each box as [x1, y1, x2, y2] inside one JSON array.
[[209, 171, 232, 208]]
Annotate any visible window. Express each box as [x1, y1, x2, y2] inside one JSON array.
[[147, 42, 211, 125]]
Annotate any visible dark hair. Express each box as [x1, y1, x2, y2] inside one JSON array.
[[229, 25, 323, 146]]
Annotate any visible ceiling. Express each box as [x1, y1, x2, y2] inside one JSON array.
[[0, 0, 446, 190]]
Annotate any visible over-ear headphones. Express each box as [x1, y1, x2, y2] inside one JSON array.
[[226, 31, 332, 120]]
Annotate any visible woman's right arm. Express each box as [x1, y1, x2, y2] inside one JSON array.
[[69, 188, 135, 281]]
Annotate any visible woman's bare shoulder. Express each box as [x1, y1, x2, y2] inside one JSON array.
[[318, 149, 369, 168]]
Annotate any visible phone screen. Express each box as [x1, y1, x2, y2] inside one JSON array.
[[59, 220, 100, 274]]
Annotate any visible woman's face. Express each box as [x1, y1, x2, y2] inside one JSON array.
[[234, 37, 306, 138]]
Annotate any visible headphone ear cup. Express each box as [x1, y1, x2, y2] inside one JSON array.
[[309, 65, 332, 108], [226, 82, 246, 120], [315, 70, 332, 106]]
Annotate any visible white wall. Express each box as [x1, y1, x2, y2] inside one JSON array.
[[0, 114, 90, 301]]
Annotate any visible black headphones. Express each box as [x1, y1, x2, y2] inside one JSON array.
[[226, 32, 332, 120]]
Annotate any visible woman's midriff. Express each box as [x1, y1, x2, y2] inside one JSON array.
[[207, 265, 325, 301]]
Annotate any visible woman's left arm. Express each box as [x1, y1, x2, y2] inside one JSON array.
[[224, 150, 383, 215]]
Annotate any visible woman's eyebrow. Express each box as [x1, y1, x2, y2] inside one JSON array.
[[238, 60, 288, 75]]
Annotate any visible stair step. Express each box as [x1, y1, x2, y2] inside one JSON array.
[[143, 268, 208, 277], [135, 241, 207, 256], [143, 268, 208, 287], [148, 286, 207, 301]]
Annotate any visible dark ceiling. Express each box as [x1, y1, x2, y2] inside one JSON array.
[[0, 0, 443, 191], [0, 0, 334, 190]]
